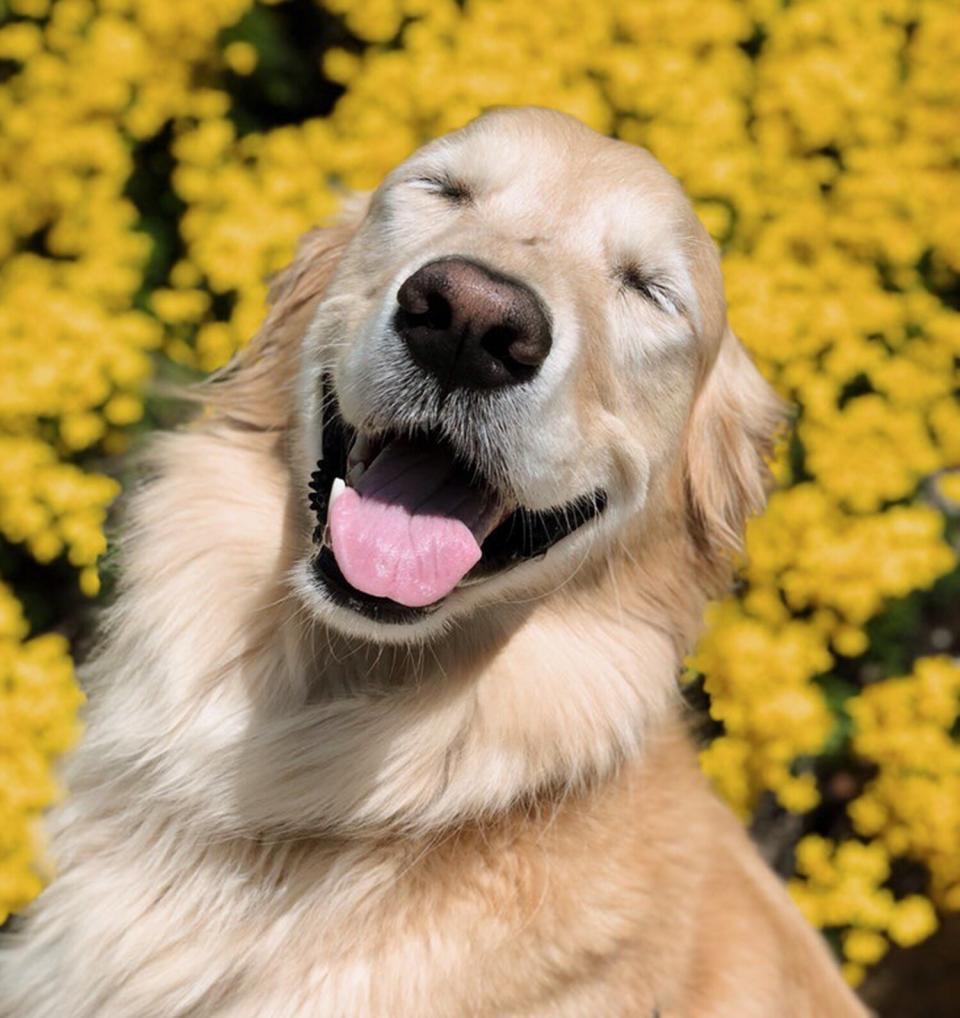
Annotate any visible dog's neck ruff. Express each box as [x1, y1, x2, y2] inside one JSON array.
[[78, 591, 681, 842]]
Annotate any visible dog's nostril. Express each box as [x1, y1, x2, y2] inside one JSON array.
[[395, 289, 452, 335], [480, 325, 536, 381], [424, 291, 452, 331]]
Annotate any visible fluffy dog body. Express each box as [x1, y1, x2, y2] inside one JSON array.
[[0, 109, 868, 1017]]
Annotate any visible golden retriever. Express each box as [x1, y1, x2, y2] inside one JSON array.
[[0, 107, 869, 1017]]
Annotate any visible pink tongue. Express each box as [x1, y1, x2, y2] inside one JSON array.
[[329, 441, 500, 608]]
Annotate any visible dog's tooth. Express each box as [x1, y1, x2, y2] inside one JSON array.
[[329, 477, 346, 507]]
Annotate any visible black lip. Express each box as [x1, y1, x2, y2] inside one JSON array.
[[312, 547, 437, 624], [308, 382, 607, 624], [468, 488, 607, 576]]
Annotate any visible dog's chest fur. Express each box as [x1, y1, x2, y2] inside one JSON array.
[[198, 797, 681, 1018], [0, 725, 868, 1018], [5, 735, 704, 1018]]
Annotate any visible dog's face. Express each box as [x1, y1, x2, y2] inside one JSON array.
[[289, 107, 766, 641]]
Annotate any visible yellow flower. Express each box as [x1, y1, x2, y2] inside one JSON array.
[[0, 585, 82, 923], [937, 471, 960, 504], [888, 896, 938, 948], [223, 40, 257, 76], [843, 928, 888, 966]]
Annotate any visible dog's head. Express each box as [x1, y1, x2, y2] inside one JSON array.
[[220, 107, 781, 644]]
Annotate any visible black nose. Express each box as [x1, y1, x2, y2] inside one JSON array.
[[394, 258, 552, 389]]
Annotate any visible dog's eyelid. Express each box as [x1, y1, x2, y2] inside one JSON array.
[[409, 173, 473, 203], [615, 265, 683, 315]]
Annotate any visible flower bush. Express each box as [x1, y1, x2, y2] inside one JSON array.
[[1, 0, 957, 986]]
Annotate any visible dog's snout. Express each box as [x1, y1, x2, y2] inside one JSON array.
[[395, 258, 552, 389]]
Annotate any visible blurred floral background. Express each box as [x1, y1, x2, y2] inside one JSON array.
[[0, 0, 957, 1007]]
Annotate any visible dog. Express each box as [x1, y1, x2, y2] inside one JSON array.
[[0, 107, 869, 1017]]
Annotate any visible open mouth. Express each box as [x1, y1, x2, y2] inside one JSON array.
[[309, 384, 607, 623]]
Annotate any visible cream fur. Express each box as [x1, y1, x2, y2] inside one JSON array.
[[0, 108, 868, 1018]]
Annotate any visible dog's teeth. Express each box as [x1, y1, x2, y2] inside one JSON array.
[[329, 477, 346, 508], [347, 462, 366, 486]]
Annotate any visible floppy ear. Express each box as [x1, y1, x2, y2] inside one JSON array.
[[682, 326, 785, 581], [204, 197, 369, 431]]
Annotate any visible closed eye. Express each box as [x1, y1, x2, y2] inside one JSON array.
[[616, 265, 681, 315], [411, 173, 472, 204]]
